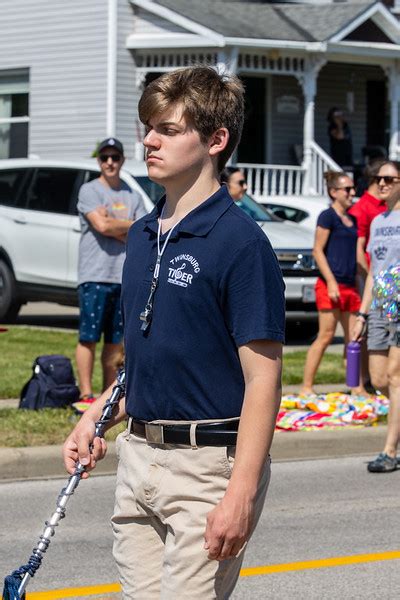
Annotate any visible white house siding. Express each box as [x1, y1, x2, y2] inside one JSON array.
[[116, 0, 141, 159], [0, 0, 108, 159], [270, 75, 304, 165], [315, 62, 386, 163]]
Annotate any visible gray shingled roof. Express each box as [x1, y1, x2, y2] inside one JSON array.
[[155, 1, 378, 42]]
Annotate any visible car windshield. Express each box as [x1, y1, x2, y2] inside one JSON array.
[[236, 193, 273, 222], [135, 176, 164, 204]]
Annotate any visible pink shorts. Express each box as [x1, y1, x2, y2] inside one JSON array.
[[315, 278, 361, 312]]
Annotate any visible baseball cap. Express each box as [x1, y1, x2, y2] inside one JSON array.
[[97, 137, 124, 155]]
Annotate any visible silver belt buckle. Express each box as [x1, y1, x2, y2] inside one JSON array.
[[145, 423, 165, 444]]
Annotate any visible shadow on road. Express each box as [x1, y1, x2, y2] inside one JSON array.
[[16, 314, 79, 330]]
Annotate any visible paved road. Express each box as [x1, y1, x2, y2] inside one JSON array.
[[1, 456, 399, 599]]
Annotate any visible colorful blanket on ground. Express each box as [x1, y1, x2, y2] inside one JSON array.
[[277, 393, 389, 432]]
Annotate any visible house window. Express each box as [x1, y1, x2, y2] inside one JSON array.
[[0, 69, 29, 159]]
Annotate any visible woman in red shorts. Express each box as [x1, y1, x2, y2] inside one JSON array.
[[301, 170, 367, 395]]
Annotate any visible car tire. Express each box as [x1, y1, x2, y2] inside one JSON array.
[[0, 260, 21, 322]]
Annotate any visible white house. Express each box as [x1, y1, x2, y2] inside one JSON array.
[[1, 0, 400, 199]]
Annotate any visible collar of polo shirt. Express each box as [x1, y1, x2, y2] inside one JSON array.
[[143, 186, 233, 237]]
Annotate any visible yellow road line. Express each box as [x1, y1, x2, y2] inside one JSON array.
[[26, 550, 400, 599], [240, 550, 400, 577], [27, 583, 121, 599]]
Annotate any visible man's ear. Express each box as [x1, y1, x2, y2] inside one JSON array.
[[208, 128, 229, 158]]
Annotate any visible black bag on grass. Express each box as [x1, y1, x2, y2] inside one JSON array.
[[19, 354, 80, 410]]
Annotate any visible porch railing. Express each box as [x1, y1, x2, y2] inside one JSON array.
[[236, 162, 305, 200], [236, 143, 341, 199], [307, 141, 341, 196]]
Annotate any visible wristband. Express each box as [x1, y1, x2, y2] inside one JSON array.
[[356, 311, 368, 320]]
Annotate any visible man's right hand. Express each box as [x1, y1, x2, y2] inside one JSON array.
[[62, 419, 107, 479]]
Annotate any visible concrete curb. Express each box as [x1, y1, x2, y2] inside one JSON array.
[[0, 427, 387, 482], [0, 442, 118, 482]]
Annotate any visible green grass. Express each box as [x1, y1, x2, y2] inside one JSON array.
[[0, 407, 125, 447], [0, 326, 102, 398], [283, 351, 345, 385]]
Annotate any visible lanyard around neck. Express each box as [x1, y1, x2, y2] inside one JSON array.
[[155, 206, 179, 276], [139, 205, 182, 332]]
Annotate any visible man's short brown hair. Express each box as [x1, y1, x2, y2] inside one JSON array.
[[138, 66, 244, 171]]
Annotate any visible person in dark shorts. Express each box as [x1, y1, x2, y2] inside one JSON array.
[[353, 161, 400, 473], [301, 170, 367, 396], [75, 137, 147, 411]]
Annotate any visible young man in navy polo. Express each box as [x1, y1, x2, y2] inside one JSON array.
[[63, 66, 285, 599]]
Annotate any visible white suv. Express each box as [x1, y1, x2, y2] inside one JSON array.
[[0, 158, 153, 321], [0, 159, 318, 323]]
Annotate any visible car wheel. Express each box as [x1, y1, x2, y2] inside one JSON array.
[[0, 260, 21, 322]]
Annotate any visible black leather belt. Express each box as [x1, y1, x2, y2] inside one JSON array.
[[128, 419, 239, 446]]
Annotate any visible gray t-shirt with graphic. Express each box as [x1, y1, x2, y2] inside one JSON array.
[[368, 209, 400, 277], [77, 178, 147, 285]]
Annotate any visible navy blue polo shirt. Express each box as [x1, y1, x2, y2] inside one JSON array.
[[121, 186, 285, 421]]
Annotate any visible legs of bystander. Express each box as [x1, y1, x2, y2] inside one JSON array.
[[383, 346, 400, 458], [300, 309, 339, 395], [101, 342, 123, 391], [76, 341, 96, 397], [369, 351, 389, 398], [340, 311, 369, 396]]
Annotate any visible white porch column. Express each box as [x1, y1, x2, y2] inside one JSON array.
[[106, 0, 118, 137], [298, 57, 326, 195], [227, 47, 239, 74], [217, 50, 227, 74], [134, 71, 147, 161], [220, 47, 239, 165], [387, 63, 400, 160]]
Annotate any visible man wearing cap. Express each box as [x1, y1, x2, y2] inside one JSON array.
[[74, 137, 147, 412]]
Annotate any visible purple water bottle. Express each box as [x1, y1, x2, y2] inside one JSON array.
[[346, 341, 361, 387]]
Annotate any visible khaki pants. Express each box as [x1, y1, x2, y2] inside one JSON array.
[[111, 429, 271, 600]]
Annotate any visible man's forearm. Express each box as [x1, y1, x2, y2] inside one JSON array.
[[227, 375, 281, 498], [100, 217, 133, 237]]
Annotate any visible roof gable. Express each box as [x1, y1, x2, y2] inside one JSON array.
[[343, 18, 394, 43]]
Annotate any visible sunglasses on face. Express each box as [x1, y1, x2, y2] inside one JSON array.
[[237, 180, 246, 187], [334, 186, 355, 194], [373, 175, 400, 185], [99, 154, 122, 163]]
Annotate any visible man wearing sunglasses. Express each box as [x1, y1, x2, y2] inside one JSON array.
[[74, 137, 147, 412]]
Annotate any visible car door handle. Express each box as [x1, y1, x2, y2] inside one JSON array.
[[13, 217, 27, 224], [72, 226, 81, 233]]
